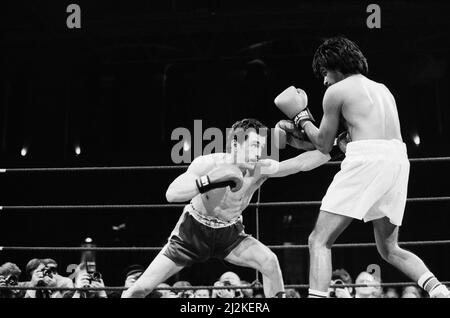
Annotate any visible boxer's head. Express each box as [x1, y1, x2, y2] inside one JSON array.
[[227, 118, 267, 163], [312, 36, 368, 87]]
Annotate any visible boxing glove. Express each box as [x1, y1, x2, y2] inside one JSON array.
[[274, 120, 316, 150], [329, 131, 351, 160], [274, 86, 315, 129], [196, 164, 244, 194]]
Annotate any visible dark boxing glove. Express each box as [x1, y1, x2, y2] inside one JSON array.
[[196, 164, 244, 194], [274, 120, 315, 150], [293, 107, 316, 130], [329, 131, 351, 161]]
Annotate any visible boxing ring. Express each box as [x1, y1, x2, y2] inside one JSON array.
[[1, 156, 450, 296]]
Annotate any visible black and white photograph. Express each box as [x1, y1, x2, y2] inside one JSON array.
[[1, 0, 450, 309]]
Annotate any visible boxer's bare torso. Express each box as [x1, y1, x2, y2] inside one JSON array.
[[190, 153, 266, 222], [332, 74, 403, 142]]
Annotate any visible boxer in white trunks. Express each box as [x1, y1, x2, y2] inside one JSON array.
[[274, 36, 450, 298], [122, 118, 332, 298]]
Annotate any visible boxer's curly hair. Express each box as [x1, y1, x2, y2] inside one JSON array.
[[312, 36, 368, 78], [226, 118, 267, 150]]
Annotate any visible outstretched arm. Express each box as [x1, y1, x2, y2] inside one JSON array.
[[260, 150, 330, 179]]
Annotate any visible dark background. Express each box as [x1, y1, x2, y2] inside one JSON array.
[[1, 0, 450, 288]]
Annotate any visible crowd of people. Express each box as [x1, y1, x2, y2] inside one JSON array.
[[0, 258, 428, 298]]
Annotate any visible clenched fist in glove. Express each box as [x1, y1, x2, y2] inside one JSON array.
[[329, 131, 352, 160], [274, 120, 316, 150], [196, 164, 244, 194]]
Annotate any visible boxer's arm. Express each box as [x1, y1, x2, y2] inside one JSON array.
[[165, 155, 216, 202], [302, 86, 342, 154], [260, 150, 331, 178]]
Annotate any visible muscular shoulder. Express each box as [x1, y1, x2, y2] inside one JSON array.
[[378, 82, 395, 101], [206, 153, 230, 165], [188, 153, 227, 172], [323, 84, 344, 112]]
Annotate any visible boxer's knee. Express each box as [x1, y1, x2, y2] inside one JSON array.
[[259, 251, 281, 277], [377, 242, 402, 263], [308, 230, 333, 250]]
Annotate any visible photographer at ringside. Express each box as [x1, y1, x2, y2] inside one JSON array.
[[71, 262, 107, 298], [212, 271, 244, 298], [67, 237, 107, 298], [41, 258, 74, 298], [23, 258, 58, 298], [329, 268, 354, 298], [0, 262, 26, 298]]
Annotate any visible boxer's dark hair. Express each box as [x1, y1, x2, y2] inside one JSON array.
[[231, 118, 267, 134], [312, 36, 368, 78], [227, 118, 267, 149]]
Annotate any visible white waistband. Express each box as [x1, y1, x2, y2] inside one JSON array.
[[346, 139, 408, 158], [184, 203, 242, 229]]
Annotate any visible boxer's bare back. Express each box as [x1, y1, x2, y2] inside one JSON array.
[[327, 74, 403, 142]]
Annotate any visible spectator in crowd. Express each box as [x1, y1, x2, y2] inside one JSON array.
[[220, 271, 241, 286], [173, 280, 194, 298], [240, 280, 254, 298], [71, 262, 107, 298], [212, 271, 244, 298], [285, 288, 301, 298], [222, 271, 243, 298], [354, 271, 379, 298], [372, 275, 383, 298], [212, 280, 234, 298], [329, 268, 354, 298], [0, 262, 25, 298], [40, 258, 74, 298], [23, 258, 58, 298], [401, 285, 422, 298], [120, 264, 145, 298], [253, 290, 265, 298], [384, 287, 400, 298], [157, 283, 177, 298], [194, 289, 210, 298]]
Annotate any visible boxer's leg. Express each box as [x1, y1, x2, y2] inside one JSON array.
[[121, 251, 184, 298], [308, 211, 353, 297], [225, 236, 284, 297], [373, 217, 449, 298]]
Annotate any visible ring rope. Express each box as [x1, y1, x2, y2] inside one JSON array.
[[1, 158, 449, 295], [1, 196, 449, 211], [1, 156, 450, 173], [2, 239, 450, 252], [1, 281, 449, 292]]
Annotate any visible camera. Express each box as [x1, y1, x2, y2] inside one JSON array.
[[5, 275, 18, 286], [178, 290, 193, 298], [223, 280, 232, 287], [85, 261, 102, 283], [0, 275, 20, 298], [88, 272, 102, 284], [41, 266, 55, 279], [329, 279, 345, 298], [334, 279, 345, 286], [222, 280, 243, 298]]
